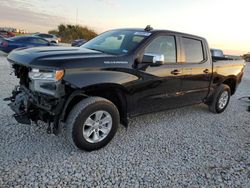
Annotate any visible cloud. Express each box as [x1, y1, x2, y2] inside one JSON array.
[[98, 0, 120, 7], [0, 0, 66, 32]]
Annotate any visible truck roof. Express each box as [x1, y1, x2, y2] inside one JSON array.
[[112, 28, 206, 41]]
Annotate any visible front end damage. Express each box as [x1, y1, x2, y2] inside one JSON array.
[[6, 64, 66, 134]]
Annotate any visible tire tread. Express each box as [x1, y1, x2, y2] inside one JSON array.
[[65, 97, 118, 150], [208, 84, 231, 113]]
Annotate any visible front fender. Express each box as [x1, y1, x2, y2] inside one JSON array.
[[63, 69, 139, 89]]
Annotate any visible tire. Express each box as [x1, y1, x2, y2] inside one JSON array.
[[66, 97, 119, 151], [208, 84, 231, 113]]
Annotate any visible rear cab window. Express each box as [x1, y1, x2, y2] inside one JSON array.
[[182, 37, 204, 63]]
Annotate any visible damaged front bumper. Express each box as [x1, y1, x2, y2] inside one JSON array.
[[6, 63, 67, 134], [8, 86, 33, 125], [6, 85, 65, 133]]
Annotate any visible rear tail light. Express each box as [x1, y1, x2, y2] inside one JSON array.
[[1, 41, 8, 47]]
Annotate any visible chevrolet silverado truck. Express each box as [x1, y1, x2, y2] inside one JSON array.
[[6, 26, 245, 151]]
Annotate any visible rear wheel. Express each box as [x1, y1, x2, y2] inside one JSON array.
[[208, 84, 231, 113], [66, 97, 119, 151]]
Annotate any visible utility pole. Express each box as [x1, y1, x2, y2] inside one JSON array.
[[76, 8, 78, 26]]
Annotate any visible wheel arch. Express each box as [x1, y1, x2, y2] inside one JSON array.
[[205, 76, 237, 105], [222, 76, 237, 95], [61, 83, 129, 127]]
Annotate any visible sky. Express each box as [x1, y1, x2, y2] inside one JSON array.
[[0, 0, 249, 55]]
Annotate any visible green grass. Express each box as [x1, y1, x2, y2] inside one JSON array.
[[14, 33, 30, 36]]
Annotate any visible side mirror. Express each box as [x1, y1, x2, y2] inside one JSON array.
[[142, 53, 164, 66]]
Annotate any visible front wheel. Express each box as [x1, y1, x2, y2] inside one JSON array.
[[66, 97, 119, 151], [208, 84, 231, 113]]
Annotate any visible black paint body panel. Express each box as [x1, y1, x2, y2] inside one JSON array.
[[7, 29, 245, 121]]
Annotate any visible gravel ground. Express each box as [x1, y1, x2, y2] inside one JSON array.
[[0, 51, 250, 187]]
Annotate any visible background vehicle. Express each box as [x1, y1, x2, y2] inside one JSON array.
[[33, 33, 60, 44], [71, 39, 87, 47], [7, 27, 245, 151], [0, 36, 57, 53], [0, 35, 4, 43], [0, 30, 15, 38], [210, 48, 243, 61]]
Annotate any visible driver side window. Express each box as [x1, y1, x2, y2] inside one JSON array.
[[145, 36, 176, 63]]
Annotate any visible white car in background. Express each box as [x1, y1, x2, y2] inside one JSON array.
[[33, 33, 60, 44]]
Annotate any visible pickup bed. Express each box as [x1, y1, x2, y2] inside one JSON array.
[[6, 26, 245, 151]]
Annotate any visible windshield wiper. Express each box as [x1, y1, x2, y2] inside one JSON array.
[[85, 47, 119, 55], [87, 48, 106, 54]]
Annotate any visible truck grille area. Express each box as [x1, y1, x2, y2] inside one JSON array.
[[12, 64, 30, 88], [7, 62, 66, 130]]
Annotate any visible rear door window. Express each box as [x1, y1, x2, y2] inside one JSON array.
[[182, 37, 204, 63], [44, 34, 53, 38]]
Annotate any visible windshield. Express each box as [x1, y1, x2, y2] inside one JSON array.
[[82, 30, 151, 55]]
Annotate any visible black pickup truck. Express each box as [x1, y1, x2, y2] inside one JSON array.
[[6, 26, 245, 151]]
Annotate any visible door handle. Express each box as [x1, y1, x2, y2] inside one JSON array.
[[203, 69, 209, 74], [171, 69, 182, 75]]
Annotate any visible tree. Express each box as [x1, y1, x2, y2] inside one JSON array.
[[47, 30, 58, 35], [243, 53, 250, 62], [49, 24, 97, 43]]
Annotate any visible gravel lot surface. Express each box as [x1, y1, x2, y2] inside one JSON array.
[[0, 51, 250, 187]]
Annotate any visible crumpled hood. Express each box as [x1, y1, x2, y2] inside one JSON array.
[[7, 46, 116, 69]]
